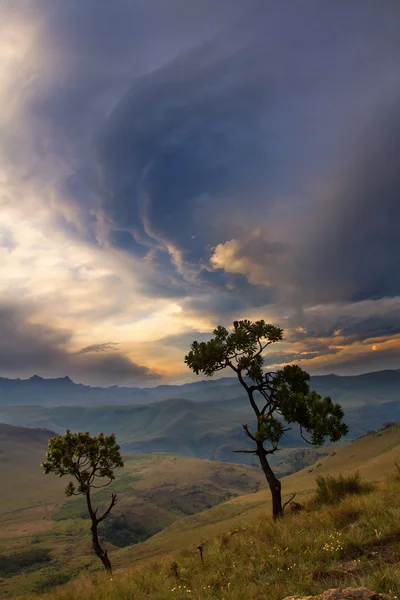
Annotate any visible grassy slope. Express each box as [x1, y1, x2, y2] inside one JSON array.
[[110, 425, 400, 569], [0, 424, 64, 510], [3, 424, 400, 598], [18, 431, 400, 600], [0, 424, 264, 598]]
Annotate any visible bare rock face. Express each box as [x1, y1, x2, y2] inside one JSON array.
[[282, 588, 390, 600]]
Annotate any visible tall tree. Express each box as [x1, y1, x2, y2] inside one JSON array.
[[185, 319, 348, 520], [41, 430, 124, 574]]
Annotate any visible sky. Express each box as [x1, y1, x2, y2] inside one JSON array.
[[1, 0, 400, 386]]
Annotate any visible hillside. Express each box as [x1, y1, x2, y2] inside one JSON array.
[[0, 399, 330, 467], [110, 424, 400, 569], [27, 472, 400, 600], [1, 394, 400, 469], [6, 423, 400, 600], [0, 371, 399, 469], [0, 424, 265, 598], [0, 424, 62, 509]]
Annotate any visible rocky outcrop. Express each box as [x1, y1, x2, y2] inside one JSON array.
[[289, 501, 305, 514], [282, 588, 390, 600]]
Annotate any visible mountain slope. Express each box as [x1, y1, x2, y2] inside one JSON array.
[[111, 423, 400, 569], [0, 423, 62, 510], [0, 424, 265, 597], [0, 399, 310, 464], [1, 369, 399, 408]]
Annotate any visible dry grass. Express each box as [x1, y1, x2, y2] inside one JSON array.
[[16, 476, 400, 600]]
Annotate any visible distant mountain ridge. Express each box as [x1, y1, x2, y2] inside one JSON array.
[[1, 370, 400, 469], [1, 370, 400, 408]]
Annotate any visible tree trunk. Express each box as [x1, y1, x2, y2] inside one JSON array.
[[90, 519, 113, 575], [86, 492, 113, 575], [257, 444, 283, 520]]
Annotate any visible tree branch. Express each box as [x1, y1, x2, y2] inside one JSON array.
[[97, 493, 117, 523], [237, 368, 249, 391], [233, 449, 258, 454], [282, 493, 296, 511], [242, 424, 256, 441], [299, 426, 314, 445], [254, 340, 272, 358], [91, 479, 113, 489], [265, 446, 279, 455]]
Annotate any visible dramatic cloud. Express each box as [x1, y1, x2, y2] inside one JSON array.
[[0, 1, 399, 383], [0, 300, 159, 386]]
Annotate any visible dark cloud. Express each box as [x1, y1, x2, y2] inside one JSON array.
[[0, 302, 70, 370], [263, 348, 341, 369], [75, 342, 119, 355], [291, 100, 400, 305], [0, 301, 159, 386], [287, 298, 400, 346], [95, 38, 271, 264], [310, 346, 400, 376], [154, 330, 213, 353], [88, 0, 400, 314]]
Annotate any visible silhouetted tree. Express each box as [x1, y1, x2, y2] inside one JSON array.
[[185, 319, 348, 520], [41, 430, 124, 574]]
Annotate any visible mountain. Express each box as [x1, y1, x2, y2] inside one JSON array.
[[0, 370, 399, 467], [1, 369, 400, 408], [310, 369, 400, 408], [0, 398, 299, 464]]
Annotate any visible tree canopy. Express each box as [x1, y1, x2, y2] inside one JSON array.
[[42, 430, 124, 496]]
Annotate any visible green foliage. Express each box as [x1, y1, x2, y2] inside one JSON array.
[[185, 320, 348, 451], [185, 320, 283, 379], [41, 430, 124, 497], [313, 472, 375, 505]]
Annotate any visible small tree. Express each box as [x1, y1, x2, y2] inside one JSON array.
[[41, 430, 124, 574], [185, 319, 348, 520]]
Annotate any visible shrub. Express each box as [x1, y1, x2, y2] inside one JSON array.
[[0, 548, 51, 577], [313, 472, 374, 505], [33, 570, 71, 593]]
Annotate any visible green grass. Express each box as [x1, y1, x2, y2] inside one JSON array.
[[16, 476, 400, 600], [54, 474, 143, 521], [312, 472, 375, 506]]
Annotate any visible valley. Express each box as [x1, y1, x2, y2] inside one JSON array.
[[1, 371, 400, 469]]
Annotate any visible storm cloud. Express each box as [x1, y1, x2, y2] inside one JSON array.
[[0, 300, 159, 386], [1, 1, 400, 382]]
